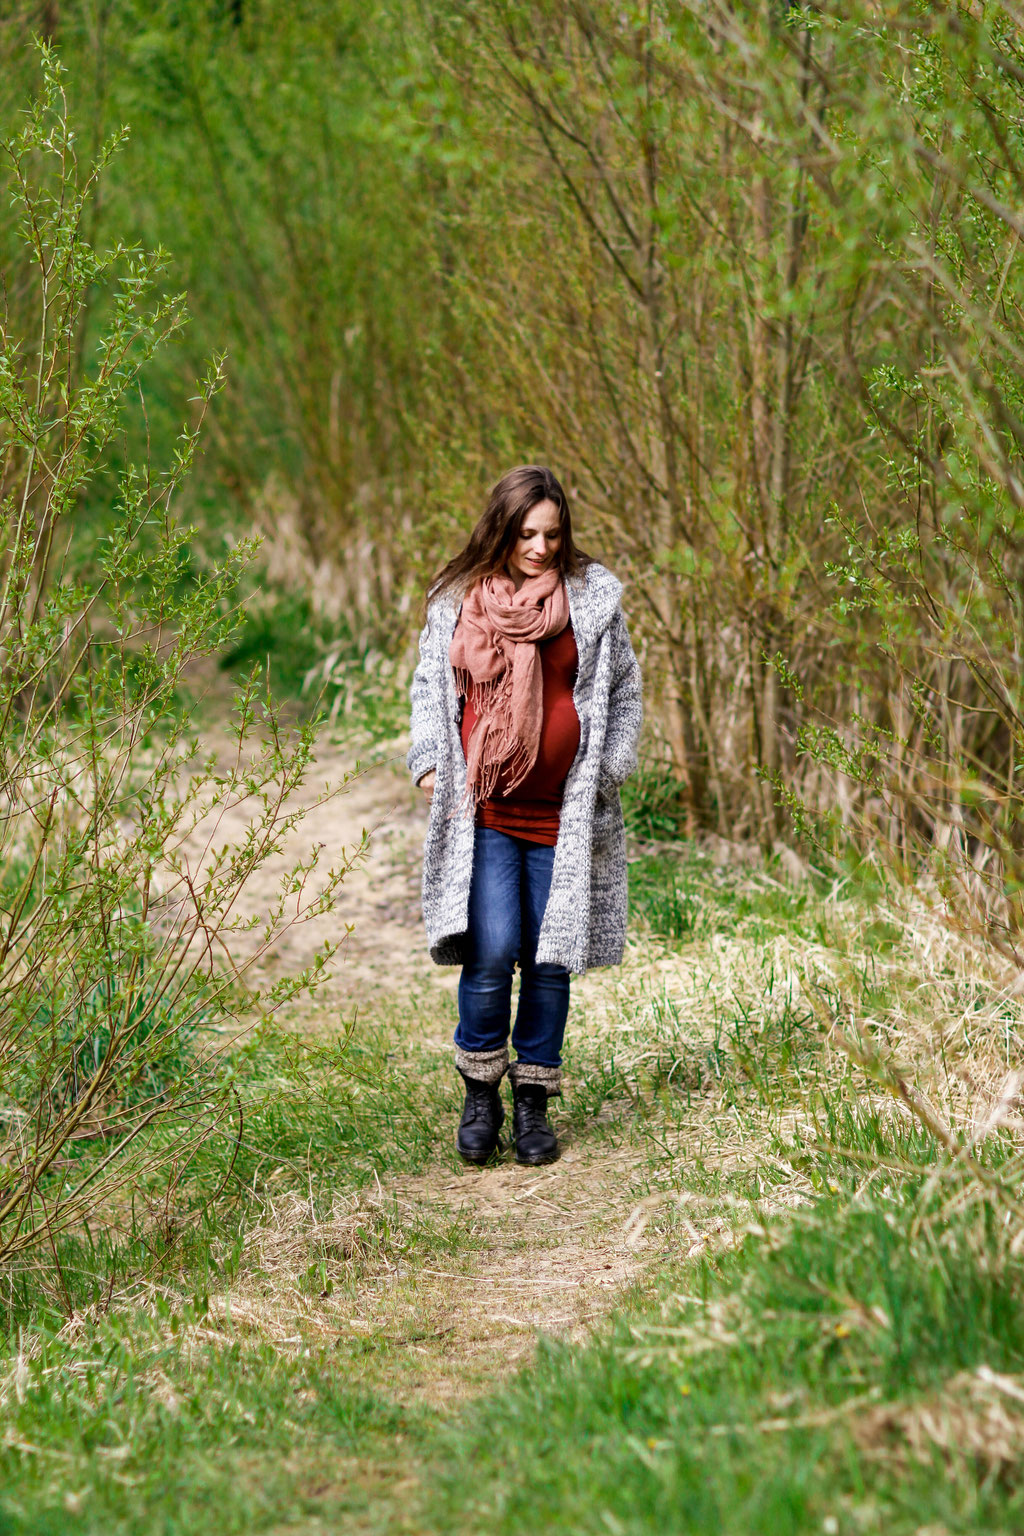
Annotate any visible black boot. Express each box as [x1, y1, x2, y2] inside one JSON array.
[[512, 1082, 559, 1166], [456, 1071, 505, 1164]]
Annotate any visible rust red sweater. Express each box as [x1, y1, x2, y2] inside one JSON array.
[[459, 623, 580, 846]]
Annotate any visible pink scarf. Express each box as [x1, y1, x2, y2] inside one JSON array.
[[450, 567, 570, 804]]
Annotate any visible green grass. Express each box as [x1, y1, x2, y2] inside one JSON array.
[[628, 848, 838, 945], [3, 824, 1023, 1534], [0, 995, 460, 1329], [421, 1194, 1024, 1535], [0, 1317, 426, 1536], [0, 993, 462, 1535], [218, 586, 406, 736], [620, 758, 693, 841]]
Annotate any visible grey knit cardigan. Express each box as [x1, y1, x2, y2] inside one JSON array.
[[407, 561, 643, 975]]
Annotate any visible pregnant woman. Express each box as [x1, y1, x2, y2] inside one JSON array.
[[408, 464, 642, 1166]]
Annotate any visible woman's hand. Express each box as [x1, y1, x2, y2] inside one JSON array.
[[418, 770, 436, 803]]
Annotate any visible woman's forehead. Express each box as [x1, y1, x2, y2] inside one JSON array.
[[519, 498, 561, 530]]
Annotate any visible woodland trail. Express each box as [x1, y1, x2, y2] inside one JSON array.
[[172, 729, 692, 1517], [5, 709, 837, 1536], [151, 718, 982, 1535]]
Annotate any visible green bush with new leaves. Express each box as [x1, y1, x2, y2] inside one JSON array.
[[4, 4, 1021, 954], [0, 48, 358, 1266]]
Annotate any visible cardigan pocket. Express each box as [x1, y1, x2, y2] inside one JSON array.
[[592, 783, 623, 847]]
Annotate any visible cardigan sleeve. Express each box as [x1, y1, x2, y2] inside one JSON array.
[[599, 607, 643, 789], [407, 617, 441, 785]]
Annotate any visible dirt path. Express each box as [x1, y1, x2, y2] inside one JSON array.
[[174, 733, 440, 1001], [177, 729, 671, 1409]]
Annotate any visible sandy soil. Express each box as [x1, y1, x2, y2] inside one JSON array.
[[172, 730, 447, 1002]]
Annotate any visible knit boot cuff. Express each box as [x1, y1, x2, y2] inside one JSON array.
[[454, 1044, 509, 1084], [509, 1060, 562, 1095]]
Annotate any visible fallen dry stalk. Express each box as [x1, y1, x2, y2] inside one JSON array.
[[819, 1000, 1024, 1224]]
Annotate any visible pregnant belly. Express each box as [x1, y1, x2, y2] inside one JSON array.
[[461, 693, 580, 804]]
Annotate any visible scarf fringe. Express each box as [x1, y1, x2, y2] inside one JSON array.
[[454, 666, 535, 808], [450, 572, 569, 808]]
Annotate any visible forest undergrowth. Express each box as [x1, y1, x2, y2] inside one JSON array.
[[3, 711, 1024, 1535]]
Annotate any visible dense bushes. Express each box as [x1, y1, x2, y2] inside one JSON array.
[[5, 5, 1024, 1235], [3, 3, 1023, 951], [0, 51, 355, 1266]]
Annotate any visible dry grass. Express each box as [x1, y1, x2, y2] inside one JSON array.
[[159, 759, 1024, 1415], [8, 746, 1024, 1532], [177, 1136, 664, 1406], [626, 858, 1024, 1185], [854, 1366, 1024, 1473]]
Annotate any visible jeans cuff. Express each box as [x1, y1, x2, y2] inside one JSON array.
[[509, 1059, 562, 1095], [454, 1044, 509, 1083]]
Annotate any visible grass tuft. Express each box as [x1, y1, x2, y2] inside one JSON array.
[[422, 1193, 1024, 1534]]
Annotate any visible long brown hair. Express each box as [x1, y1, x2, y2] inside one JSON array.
[[427, 464, 591, 609]]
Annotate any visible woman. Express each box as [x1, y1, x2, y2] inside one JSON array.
[[408, 465, 642, 1166]]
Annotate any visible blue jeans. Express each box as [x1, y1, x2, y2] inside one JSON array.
[[456, 827, 570, 1069]]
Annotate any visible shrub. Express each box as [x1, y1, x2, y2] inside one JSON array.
[[0, 50, 358, 1267]]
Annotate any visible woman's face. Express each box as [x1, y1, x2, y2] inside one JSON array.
[[506, 498, 562, 587]]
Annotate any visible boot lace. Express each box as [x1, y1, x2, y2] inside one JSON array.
[[465, 1079, 499, 1121], [515, 1090, 549, 1133]]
